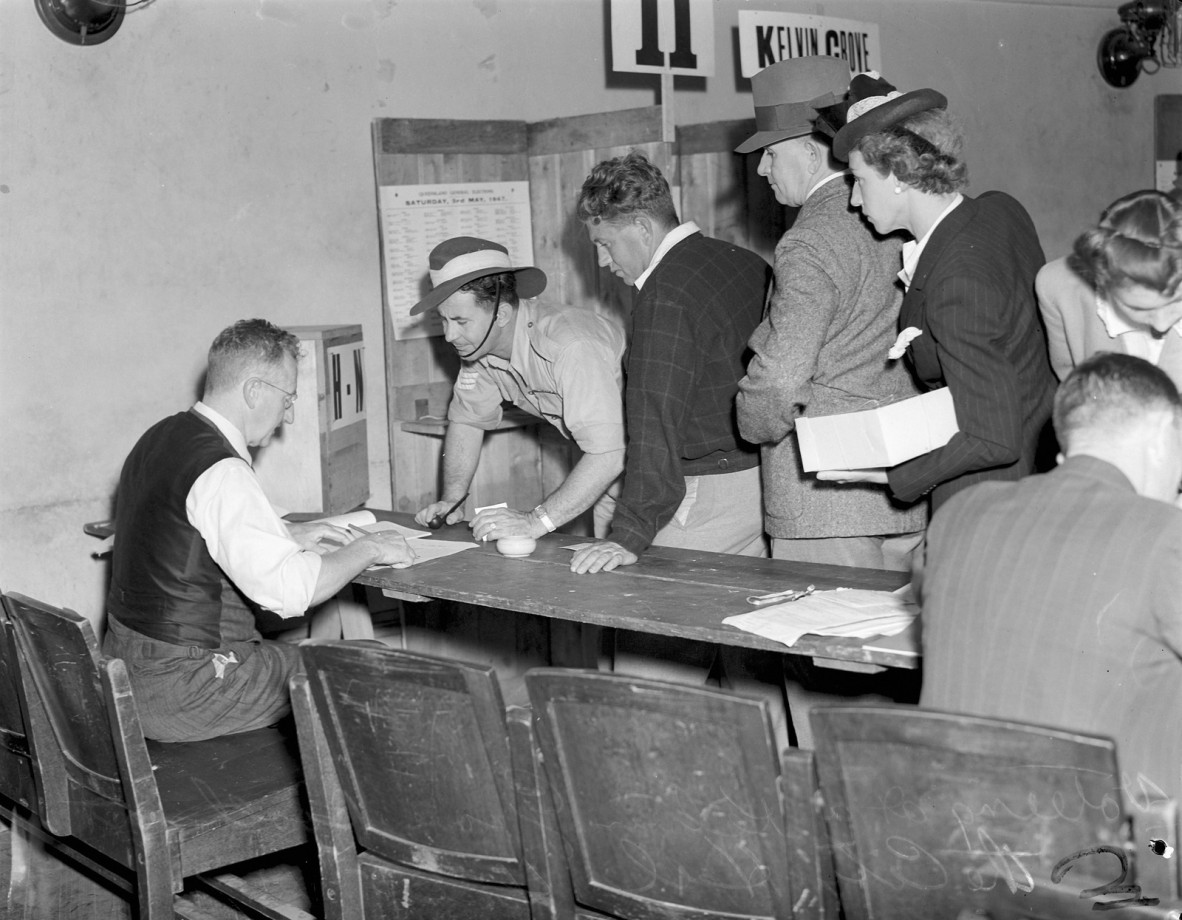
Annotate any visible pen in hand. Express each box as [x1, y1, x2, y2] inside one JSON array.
[[350, 523, 417, 567], [428, 492, 470, 530]]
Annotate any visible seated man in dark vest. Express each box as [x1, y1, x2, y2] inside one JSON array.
[[104, 318, 415, 742]]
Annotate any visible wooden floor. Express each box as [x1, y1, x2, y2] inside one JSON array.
[[0, 810, 317, 920]]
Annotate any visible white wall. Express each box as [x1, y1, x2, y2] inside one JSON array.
[[1, 0, 1177, 625]]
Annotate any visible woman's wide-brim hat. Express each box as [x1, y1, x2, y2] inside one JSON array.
[[831, 76, 947, 162], [410, 237, 547, 315], [735, 56, 850, 154]]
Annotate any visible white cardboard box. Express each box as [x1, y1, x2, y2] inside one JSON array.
[[796, 388, 958, 472]]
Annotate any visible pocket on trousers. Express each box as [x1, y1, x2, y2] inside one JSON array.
[[672, 477, 700, 528]]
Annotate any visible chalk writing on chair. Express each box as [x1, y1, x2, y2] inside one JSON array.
[[606, 820, 773, 897], [1052, 845, 1160, 910], [822, 775, 1141, 898], [587, 782, 781, 899]]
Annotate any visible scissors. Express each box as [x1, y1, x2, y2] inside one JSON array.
[[427, 492, 470, 530], [745, 584, 816, 606]]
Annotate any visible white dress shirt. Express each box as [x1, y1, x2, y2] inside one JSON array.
[[635, 221, 701, 290], [899, 194, 964, 291], [186, 403, 321, 617], [1096, 294, 1181, 365]]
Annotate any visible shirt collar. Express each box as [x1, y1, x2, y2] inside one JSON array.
[[899, 194, 964, 289], [806, 170, 848, 200], [193, 401, 251, 463], [635, 221, 700, 290], [1096, 293, 1182, 340]]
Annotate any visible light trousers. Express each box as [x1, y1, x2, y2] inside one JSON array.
[[612, 466, 790, 748]]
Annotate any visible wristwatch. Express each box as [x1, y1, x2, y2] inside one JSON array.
[[533, 504, 557, 533]]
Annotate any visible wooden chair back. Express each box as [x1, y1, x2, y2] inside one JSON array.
[[525, 668, 832, 920], [810, 705, 1182, 919], [293, 640, 564, 920], [0, 597, 39, 813], [3, 590, 310, 920], [5, 591, 136, 858]]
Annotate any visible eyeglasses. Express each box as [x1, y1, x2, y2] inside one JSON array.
[[256, 378, 298, 409]]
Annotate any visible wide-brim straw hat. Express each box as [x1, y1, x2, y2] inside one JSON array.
[[831, 77, 947, 161], [410, 237, 546, 316], [735, 56, 850, 154]]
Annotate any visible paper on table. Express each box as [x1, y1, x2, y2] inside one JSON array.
[[369, 537, 479, 569], [315, 509, 377, 528], [307, 513, 431, 540], [722, 585, 917, 648], [354, 520, 433, 540]]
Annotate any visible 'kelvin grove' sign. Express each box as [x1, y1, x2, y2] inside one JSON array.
[[738, 11, 881, 79]]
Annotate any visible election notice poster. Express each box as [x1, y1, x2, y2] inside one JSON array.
[[379, 181, 535, 341]]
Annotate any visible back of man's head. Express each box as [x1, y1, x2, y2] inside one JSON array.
[[576, 150, 679, 228], [1054, 353, 1182, 498], [205, 319, 300, 396]]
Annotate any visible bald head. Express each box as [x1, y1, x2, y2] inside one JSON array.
[[1054, 353, 1182, 501]]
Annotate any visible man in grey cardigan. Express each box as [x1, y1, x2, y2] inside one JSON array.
[[736, 58, 928, 573]]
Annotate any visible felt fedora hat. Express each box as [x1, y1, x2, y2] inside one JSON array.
[[735, 56, 850, 154], [410, 237, 547, 316], [831, 72, 947, 162]]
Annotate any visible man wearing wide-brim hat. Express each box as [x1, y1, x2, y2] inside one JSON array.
[[411, 236, 626, 543], [734, 58, 929, 747]]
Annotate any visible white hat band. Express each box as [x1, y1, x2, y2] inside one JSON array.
[[430, 249, 514, 287], [847, 90, 902, 122]]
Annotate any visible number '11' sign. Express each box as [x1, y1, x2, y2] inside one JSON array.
[[610, 0, 716, 77]]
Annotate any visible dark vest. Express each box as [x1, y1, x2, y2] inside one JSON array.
[[107, 410, 247, 647]]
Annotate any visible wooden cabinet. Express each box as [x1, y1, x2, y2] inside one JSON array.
[[254, 324, 369, 515]]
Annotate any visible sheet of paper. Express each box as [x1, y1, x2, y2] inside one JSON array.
[[369, 538, 479, 569], [862, 619, 921, 659], [723, 585, 917, 648], [315, 509, 377, 528], [354, 520, 433, 540]]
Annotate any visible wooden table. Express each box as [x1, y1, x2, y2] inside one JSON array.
[[355, 514, 917, 672]]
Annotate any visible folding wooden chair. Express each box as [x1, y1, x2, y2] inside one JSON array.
[[0, 601, 37, 813], [291, 639, 568, 920], [810, 705, 1182, 920], [525, 667, 835, 920], [3, 590, 313, 920]]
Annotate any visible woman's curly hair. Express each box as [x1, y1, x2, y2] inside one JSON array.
[[853, 109, 968, 195]]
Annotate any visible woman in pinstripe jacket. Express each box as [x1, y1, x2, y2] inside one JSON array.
[[816, 74, 1057, 514]]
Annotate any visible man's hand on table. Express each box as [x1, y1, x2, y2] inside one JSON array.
[[569, 540, 638, 574], [286, 520, 355, 554], [815, 468, 889, 485], [414, 500, 465, 528], [356, 531, 417, 568], [470, 507, 543, 542]]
